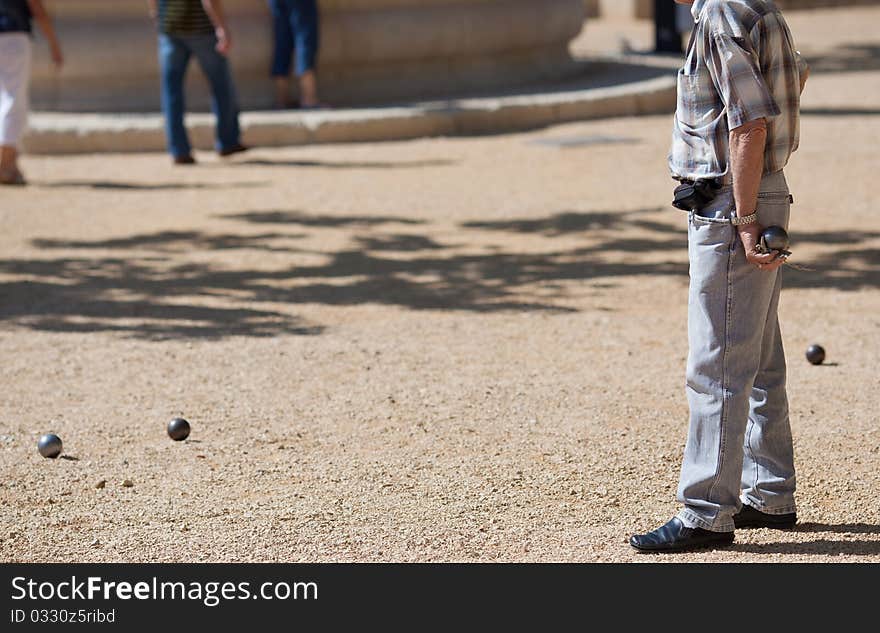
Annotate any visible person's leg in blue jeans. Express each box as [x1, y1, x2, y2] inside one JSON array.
[[269, 0, 321, 108], [269, 0, 295, 107], [158, 33, 193, 160], [291, 0, 321, 107], [292, 0, 319, 76], [188, 34, 241, 153]]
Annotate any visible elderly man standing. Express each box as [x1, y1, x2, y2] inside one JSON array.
[[630, 0, 809, 553]]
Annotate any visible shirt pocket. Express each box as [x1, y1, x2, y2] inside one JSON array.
[[676, 69, 714, 129]]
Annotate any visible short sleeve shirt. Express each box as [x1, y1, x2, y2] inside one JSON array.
[[158, 0, 214, 36], [669, 0, 809, 183], [0, 0, 32, 33]]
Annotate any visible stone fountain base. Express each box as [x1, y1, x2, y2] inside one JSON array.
[[33, 0, 587, 112]]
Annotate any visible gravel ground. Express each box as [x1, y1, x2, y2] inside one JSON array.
[[1, 8, 879, 563]]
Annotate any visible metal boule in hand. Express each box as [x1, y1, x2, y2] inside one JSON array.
[[757, 225, 792, 258], [757, 225, 815, 270], [761, 226, 790, 252]]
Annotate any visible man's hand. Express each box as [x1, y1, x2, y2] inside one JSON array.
[[49, 42, 63, 68], [738, 224, 785, 272], [202, 1, 231, 54], [27, 0, 63, 69], [215, 27, 232, 55]]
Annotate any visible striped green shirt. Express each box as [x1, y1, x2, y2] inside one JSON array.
[[158, 0, 214, 35], [669, 0, 809, 183]]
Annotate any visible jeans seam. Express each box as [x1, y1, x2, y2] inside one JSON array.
[[705, 228, 734, 506], [745, 416, 758, 498]]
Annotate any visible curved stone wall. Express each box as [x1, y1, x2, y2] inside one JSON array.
[[32, 0, 587, 111]]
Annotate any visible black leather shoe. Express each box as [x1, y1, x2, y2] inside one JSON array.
[[218, 144, 249, 157], [733, 505, 796, 530], [630, 518, 734, 553]]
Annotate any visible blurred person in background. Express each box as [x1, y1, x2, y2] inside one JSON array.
[[654, 0, 682, 53], [268, 0, 322, 109], [147, 0, 248, 164], [655, 0, 694, 53], [0, 0, 62, 185]]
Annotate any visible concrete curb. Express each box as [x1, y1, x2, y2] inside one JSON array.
[[24, 74, 676, 155]]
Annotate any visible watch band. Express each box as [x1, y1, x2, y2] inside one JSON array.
[[731, 211, 759, 226]]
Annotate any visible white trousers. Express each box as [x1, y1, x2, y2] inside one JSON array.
[[0, 33, 31, 147]]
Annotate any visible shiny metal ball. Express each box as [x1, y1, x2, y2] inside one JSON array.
[[806, 344, 826, 365], [167, 417, 191, 441], [38, 434, 63, 459], [761, 225, 790, 252]]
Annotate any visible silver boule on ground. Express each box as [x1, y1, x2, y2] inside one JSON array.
[[37, 434, 63, 459], [167, 418, 191, 441]]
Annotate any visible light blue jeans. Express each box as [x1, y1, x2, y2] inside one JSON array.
[[676, 170, 797, 532]]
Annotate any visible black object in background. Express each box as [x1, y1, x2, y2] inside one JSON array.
[[654, 0, 683, 53]]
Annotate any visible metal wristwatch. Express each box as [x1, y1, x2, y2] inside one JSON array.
[[731, 211, 759, 226]]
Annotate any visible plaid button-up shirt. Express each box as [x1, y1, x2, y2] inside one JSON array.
[[669, 0, 809, 183]]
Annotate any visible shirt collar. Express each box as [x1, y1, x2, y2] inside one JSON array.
[[691, 0, 707, 22]]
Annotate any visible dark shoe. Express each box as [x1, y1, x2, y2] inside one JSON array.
[[630, 517, 734, 553], [218, 144, 249, 157], [733, 505, 796, 530], [173, 155, 196, 165], [0, 168, 26, 185]]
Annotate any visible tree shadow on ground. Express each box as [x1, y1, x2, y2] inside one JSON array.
[[3, 209, 879, 339], [463, 211, 676, 237], [784, 246, 880, 291], [32, 231, 308, 253], [234, 158, 456, 169], [219, 211, 424, 227], [36, 180, 268, 191], [730, 521, 880, 557], [796, 522, 880, 535], [526, 135, 642, 149], [793, 230, 880, 245], [0, 209, 681, 339], [730, 539, 880, 556], [802, 107, 880, 117], [353, 234, 448, 252], [807, 43, 880, 74], [0, 274, 322, 340]]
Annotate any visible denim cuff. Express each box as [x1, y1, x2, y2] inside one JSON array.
[[677, 509, 735, 533], [740, 498, 797, 516]]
